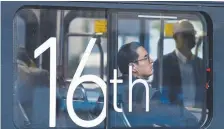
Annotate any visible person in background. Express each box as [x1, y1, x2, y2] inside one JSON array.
[[101, 42, 156, 127], [152, 19, 206, 109], [15, 47, 64, 127], [17, 47, 37, 68]]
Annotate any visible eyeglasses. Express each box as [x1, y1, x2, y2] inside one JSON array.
[[133, 54, 153, 63]]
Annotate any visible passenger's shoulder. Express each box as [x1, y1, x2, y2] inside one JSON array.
[[153, 52, 175, 65]]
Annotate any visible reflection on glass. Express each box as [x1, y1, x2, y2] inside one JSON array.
[[111, 12, 207, 128], [13, 8, 208, 129], [13, 9, 106, 129]]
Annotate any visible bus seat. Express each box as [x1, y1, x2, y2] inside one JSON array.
[[112, 81, 162, 127], [16, 59, 50, 128], [31, 86, 50, 128], [14, 82, 34, 128], [14, 60, 39, 128]]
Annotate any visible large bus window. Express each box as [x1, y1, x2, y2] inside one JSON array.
[[13, 8, 107, 129], [13, 7, 209, 129], [113, 12, 207, 128]]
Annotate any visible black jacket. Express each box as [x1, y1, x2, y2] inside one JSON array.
[[152, 51, 206, 108]]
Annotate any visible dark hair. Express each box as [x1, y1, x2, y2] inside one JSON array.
[[117, 42, 142, 74]]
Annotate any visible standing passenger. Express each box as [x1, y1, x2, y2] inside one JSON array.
[[152, 19, 206, 110]]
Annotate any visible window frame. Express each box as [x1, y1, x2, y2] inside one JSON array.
[[2, 2, 220, 129]]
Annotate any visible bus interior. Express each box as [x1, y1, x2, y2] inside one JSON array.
[[12, 5, 213, 129]]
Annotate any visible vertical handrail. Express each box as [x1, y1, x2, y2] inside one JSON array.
[[157, 16, 164, 91], [56, 10, 65, 75], [94, 35, 104, 79]]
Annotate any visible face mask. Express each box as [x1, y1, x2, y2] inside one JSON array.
[[182, 33, 196, 50], [186, 38, 196, 49]]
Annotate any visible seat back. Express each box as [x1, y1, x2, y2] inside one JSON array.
[[15, 60, 50, 128], [13, 94, 31, 128], [31, 87, 50, 128], [14, 61, 37, 128], [113, 79, 159, 127]]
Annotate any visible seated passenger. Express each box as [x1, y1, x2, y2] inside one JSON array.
[[106, 42, 158, 127], [116, 42, 154, 112], [16, 47, 49, 89], [14, 48, 56, 128]]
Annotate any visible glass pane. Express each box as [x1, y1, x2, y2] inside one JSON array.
[[67, 18, 107, 81], [117, 19, 140, 76], [110, 12, 207, 128], [13, 9, 107, 129]]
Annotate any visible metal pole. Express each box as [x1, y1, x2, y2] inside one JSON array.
[[56, 10, 65, 67], [158, 16, 164, 91]]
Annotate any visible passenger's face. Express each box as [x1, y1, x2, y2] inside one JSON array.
[[176, 32, 196, 51], [132, 46, 153, 78]]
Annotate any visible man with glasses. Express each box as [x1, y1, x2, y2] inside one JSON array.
[[99, 39, 200, 127], [105, 42, 156, 127], [152, 19, 206, 118], [117, 42, 153, 80], [113, 41, 199, 127], [117, 41, 154, 111]]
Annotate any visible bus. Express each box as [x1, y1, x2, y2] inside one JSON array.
[[1, 1, 224, 129]]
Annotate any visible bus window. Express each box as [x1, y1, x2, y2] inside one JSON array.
[[118, 19, 140, 50], [112, 11, 208, 128], [117, 19, 140, 76], [13, 8, 107, 129]]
